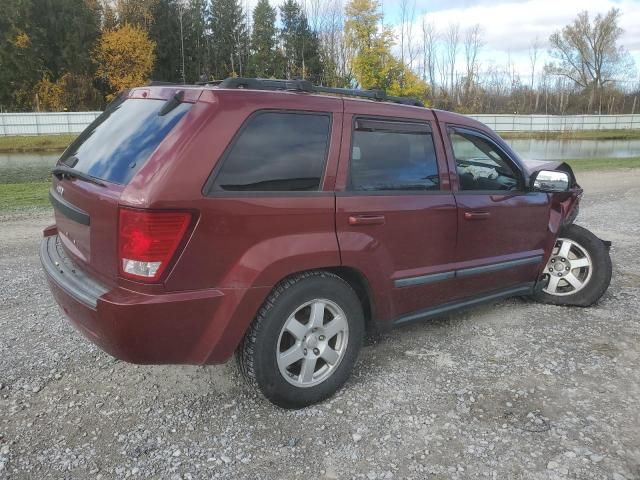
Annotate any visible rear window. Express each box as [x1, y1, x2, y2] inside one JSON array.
[[211, 111, 331, 192], [59, 97, 191, 184]]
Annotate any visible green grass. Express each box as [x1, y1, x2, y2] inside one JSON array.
[[499, 129, 640, 140], [0, 157, 638, 212], [563, 156, 640, 171], [0, 182, 50, 211], [0, 134, 76, 153]]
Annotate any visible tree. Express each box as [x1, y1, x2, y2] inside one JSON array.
[[30, 0, 102, 80], [462, 24, 482, 106], [420, 16, 436, 97], [149, 0, 182, 82], [115, 0, 158, 28], [345, 0, 428, 100], [280, 0, 322, 80], [0, 0, 42, 110], [94, 24, 156, 100], [548, 8, 635, 112], [444, 23, 459, 95], [210, 0, 248, 78], [250, 0, 280, 78]]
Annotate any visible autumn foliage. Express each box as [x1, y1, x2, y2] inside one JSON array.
[[94, 25, 156, 101]]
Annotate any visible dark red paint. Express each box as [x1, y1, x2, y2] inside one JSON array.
[[41, 86, 581, 365]]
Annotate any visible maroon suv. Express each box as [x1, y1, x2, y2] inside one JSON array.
[[41, 78, 612, 408]]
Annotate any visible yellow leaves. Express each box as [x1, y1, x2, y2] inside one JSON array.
[[94, 24, 156, 101], [35, 76, 65, 111], [13, 32, 30, 49], [345, 0, 430, 103]]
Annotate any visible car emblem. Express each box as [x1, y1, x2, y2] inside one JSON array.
[[56, 185, 64, 196]]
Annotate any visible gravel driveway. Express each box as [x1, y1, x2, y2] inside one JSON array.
[[1, 170, 639, 480]]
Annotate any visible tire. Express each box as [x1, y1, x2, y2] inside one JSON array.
[[236, 271, 365, 409], [534, 224, 611, 307]]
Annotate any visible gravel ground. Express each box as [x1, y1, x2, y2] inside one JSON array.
[[1, 170, 639, 480]]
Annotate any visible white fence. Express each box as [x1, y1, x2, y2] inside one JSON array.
[[468, 114, 640, 132], [0, 112, 101, 136], [1, 111, 640, 135]]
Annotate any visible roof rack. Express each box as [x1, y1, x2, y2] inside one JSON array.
[[215, 77, 424, 107]]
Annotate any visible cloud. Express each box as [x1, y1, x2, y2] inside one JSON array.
[[409, 0, 640, 55]]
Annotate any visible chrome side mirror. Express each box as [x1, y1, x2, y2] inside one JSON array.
[[531, 170, 570, 193]]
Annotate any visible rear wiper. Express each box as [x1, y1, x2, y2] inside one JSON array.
[[51, 166, 106, 187], [158, 90, 184, 116]]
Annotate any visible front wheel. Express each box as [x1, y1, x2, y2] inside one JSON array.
[[236, 271, 364, 409], [535, 224, 612, 307]]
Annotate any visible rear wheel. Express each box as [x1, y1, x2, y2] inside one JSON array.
[[236, 271, 364, 409], [535, 224, 611, 307]]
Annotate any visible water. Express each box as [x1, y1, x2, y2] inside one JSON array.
[[506, 138, 640, 161], [0, 152, 59, 184], [1, 138, 640, 184]]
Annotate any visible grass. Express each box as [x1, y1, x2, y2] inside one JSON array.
[[0, 134, 76, 153], [562, 156, 640, 171], [499, 129, 640, 140], [0, 129, 639, 153], [0, 182, 50, 211]]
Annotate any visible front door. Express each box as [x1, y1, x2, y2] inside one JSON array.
[[443, 124, 549, 297], [335, 105, 459, 324]]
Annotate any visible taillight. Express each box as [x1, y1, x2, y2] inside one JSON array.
[[118, 207, 192, 282]]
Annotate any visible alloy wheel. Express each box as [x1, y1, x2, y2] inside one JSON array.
[[542, 237, 593, 296], [276, 299, 349, 388]]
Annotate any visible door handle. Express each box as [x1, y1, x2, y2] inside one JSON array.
[[348, 214, 386, 226], [464, 211, 490, 220]]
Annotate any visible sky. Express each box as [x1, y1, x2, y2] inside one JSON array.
[[380, 0, 640, 85]]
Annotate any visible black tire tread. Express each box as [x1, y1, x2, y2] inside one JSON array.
[[535, 224, 612, 307], [235, 270, 356, 393]]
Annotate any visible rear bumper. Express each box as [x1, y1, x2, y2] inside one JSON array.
[[40, 235, 269, 365]]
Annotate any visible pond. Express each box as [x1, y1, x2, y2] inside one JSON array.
[[2, 137, 640, 184], [0, 152, 60, 183], [506, 138, 640, 161]]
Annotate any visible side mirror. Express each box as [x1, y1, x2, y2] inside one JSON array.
[[530, 170, 570, 193]]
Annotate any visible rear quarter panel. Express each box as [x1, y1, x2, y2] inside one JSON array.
[[120, 90, 345, 292]]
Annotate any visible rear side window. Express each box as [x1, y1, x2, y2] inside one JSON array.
[[59, 97, 191, 184], [349, 119, 439, 191], [211, 111, 330, 192]]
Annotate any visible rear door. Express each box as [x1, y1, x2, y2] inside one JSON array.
[[335, 104, 458, 323], [50, 90, 195, 285], [441, 123, 549, 296]]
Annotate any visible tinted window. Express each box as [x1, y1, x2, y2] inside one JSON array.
[[212, 112, 330, 191], [449, 129, 520, 191], [59, 98, 191, 184], [350, 123, 439, 191]]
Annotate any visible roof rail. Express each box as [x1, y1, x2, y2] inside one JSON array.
[[216, 77, 424, 107]]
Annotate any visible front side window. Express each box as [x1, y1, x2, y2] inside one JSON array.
[[212, 111, 331, 192], [448, 128, 521, 191], [349, 120, 440, 191]]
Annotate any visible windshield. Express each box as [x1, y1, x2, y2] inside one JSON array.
[[59, 97, 191, 184]]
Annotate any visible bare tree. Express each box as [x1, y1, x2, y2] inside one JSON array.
[[528, 36, 540, 90], [444, 23, 460, 95], [399, 0, 418, 70], [420, 16, 437, 97], [463, 24, 483, 103], [548, 8, 635, 113]]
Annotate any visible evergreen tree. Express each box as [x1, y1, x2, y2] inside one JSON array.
[[149, 0, 182, 82], [184, 0, 211, 82], [30, 0, 102, 79], [210, 0, 248, 79], [0, 0, 42, 109], [279, 0, 321, 80], [250, 0, 280, 78]]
